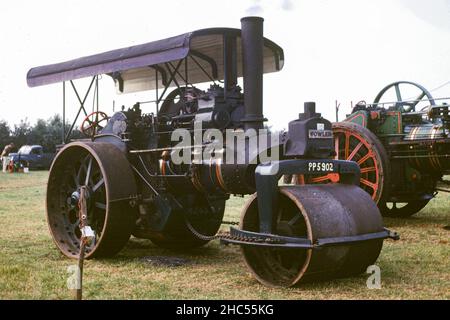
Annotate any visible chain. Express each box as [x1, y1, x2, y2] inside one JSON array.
[[221, 220, 239, 226], [184, 217, 283, 244], [183, 216, 240, 241], [184, 218, 230, 241]]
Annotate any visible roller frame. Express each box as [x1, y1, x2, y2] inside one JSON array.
[[257, 159, 359, 234], [221, 158, 399, 248], [221, 226, 398, 248]]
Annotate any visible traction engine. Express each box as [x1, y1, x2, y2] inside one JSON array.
[[311, 81, 450, 217]]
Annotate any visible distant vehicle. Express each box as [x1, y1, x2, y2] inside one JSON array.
[[9, 145, 54, 170]]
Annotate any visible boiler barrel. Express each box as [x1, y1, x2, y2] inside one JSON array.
[[240, 184, 384, 286], [404, 124, 450, 173]]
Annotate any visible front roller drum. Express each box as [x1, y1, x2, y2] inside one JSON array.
[[240, 184, 384, 287], [46, 142, 138, 259]]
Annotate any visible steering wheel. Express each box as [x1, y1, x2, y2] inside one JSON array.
[[80, 111, 109, 137], [373, 81, 436, 113]]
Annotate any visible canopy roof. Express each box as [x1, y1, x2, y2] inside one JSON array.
[[27, 28, 284, 94]]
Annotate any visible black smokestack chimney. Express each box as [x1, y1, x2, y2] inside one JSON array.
[[241, 16, 265, 131]]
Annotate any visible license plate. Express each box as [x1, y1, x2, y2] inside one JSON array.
[[307, 162, 335, 172]]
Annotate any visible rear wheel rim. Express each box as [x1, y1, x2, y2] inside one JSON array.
[[47, 142, 137, 258], [50, 150, 107, 257]]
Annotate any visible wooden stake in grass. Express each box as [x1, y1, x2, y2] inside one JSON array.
[[76, 238, 86, 300], [76, 186, 89, 301]]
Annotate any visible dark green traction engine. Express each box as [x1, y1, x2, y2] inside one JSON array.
[[322, 81, 450, 217]]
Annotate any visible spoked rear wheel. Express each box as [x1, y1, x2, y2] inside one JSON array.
[[305, 122, 391, 204], [46, 142, 137, 258], [380, 200, 430, 218]]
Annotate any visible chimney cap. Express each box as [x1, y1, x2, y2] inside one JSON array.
[[241, 16, 264, 23]]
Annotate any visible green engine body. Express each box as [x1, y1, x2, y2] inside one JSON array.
[[341, 81, 450, 206]]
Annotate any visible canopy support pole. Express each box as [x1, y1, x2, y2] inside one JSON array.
[[62, 82, 66, 144], [64, 76, 96, 143], [156, 60, 183, 106], [155, 69, 159, 114]]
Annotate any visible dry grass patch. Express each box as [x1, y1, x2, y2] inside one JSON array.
[[0, 171, 448, 299]]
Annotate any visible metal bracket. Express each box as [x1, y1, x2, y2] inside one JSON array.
[[220, 226, 399, 248], [254, 159, 361, 234], [385, 228, 400, 241]]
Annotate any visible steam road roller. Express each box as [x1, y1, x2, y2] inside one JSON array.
[[27, 17, 398, 287]]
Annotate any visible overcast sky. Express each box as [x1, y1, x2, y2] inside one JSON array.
[[1, 0, 449, 129]]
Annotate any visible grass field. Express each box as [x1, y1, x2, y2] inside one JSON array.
[[0, 171, 448, 299]]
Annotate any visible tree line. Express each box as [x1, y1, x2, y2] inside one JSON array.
[[0, 115, 83, 153]]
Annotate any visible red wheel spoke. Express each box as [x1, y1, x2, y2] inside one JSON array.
[[347, 141, 363, 161], [344, 132, 350, 159], [360, 178, 377, 191], [328, 173, 340, 183], [360, 166, 376, 174], [309, 173, 339, 183], [309, 176, 330, 183], [357, 152, 372, 165], [334, 135, 340, 159]]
